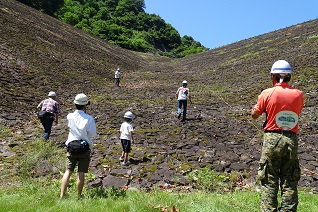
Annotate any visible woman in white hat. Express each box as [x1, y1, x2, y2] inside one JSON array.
[[60, 93, 97, 199]]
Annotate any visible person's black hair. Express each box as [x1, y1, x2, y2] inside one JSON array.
[[125, 118, 132, 122], [75, 104, 85, 110], [273, 74, 291, 82]]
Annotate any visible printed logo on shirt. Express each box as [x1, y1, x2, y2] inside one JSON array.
[[275, 110, 298, 130]]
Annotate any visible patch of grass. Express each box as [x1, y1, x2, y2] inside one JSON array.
[[17, 138, 65, 179], [177, 162, 193, 174], [0, 184, 317, 212], [308, 34, 318, 39], [186, 168, 231, 191], [87, 186, 126, 199], [0, 124, 12, 138]]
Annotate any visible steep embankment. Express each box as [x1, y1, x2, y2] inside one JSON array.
[[1, 0, 318, 191]]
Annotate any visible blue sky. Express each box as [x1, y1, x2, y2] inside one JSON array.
[[144, 0, 318, 49]]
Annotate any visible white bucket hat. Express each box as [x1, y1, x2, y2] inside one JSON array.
[[74, 93, 89, 105]]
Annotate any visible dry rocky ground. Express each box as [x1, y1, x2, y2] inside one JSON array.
[[1, 0, 318, 192]]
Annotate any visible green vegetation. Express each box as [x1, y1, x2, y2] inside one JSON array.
[[2, 130, 316, 211], [17, 0, 64, 15], [1, 184, 317, 212], [17, 0, 207, 57], [308, 34, 318, 39]]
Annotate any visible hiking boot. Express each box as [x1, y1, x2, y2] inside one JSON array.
[[119, 156, 124, 162]]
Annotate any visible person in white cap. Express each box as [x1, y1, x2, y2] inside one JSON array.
[[115, 67, 121, 86], [37, 91, 60, 140], [60, 93, 97, 199], [251, 60, 304, 211], [119, 111, 134, 166], [176, 80, 192, 121]]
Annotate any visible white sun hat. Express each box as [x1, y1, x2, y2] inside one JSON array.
[[74, 93, 89, 105], [48, 91, 56, 97]]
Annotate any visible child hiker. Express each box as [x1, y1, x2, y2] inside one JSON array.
[[119, 111, 134, 166]]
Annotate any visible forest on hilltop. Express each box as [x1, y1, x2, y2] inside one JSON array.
[[17, 0, 207, 57]]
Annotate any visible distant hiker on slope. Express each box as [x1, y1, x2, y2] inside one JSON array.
[[37, 91, 60, 140], [119, 111, 135, 166], [176, 80, 192, 121], [115, 67, 121, 86], [251, 60, 304, 212]]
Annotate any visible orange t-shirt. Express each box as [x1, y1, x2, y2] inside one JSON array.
[[252, 82, 304, 133]]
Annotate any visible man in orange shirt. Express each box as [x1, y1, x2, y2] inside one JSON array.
[[251, 60, 304, 212]]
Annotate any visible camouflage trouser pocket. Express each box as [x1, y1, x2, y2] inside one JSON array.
[[258, 159, 268, 182]]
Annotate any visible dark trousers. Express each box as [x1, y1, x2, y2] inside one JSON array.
[[178, 100, 188, 120], [40, 117, 54, 140], [121, 139, 131, 153], [115, 78, 120, 86]]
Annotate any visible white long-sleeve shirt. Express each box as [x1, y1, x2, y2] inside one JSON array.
[[66, 110, 96, 150]]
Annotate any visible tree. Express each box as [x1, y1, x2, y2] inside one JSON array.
[[19, 0, 207, 57], [17, 0, 64, 16]]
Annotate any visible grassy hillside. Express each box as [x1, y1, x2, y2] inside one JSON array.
[[1, 0, 318, 197]]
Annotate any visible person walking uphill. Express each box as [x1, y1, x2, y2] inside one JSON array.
[[115, 67, 121, 86], [176, 80, 192, 121], [37, 91, 60, 140], [60, 93, 96, 199], [251, 60, 304, 212], [119, 111, 134, 166]]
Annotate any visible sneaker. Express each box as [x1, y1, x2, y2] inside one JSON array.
[[119, 156, 124, 162], [122, 161, 131, 166]]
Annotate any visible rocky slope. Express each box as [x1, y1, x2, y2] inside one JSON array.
[[1, 0, 318, 192]]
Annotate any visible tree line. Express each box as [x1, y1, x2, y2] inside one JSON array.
[[17, 0, 208, 57]]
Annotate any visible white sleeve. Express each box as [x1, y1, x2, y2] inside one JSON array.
[[87, 117, 97, 138]]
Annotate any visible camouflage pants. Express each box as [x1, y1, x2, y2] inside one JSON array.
[[258, 132, 300, 212]]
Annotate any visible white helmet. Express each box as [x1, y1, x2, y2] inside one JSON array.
[[117, 68, 120, 71], [74, 93, 89, 105], [182, 80, 188, 84], [124, 111, 133, 119], [48, 91, 56, 97], [271, 60, 292, 75]]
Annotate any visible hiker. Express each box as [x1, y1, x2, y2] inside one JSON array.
[[115, 67, 121, 86], [251, 60, 304, 212], [37, 91, 60, 140], [60, 93, 96, 199], [176, 80, 192, 121], [119, 111, 134, 166]]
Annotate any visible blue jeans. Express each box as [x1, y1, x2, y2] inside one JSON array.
[[40, 117, 54, 140], [178, 100, 187, 119]]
